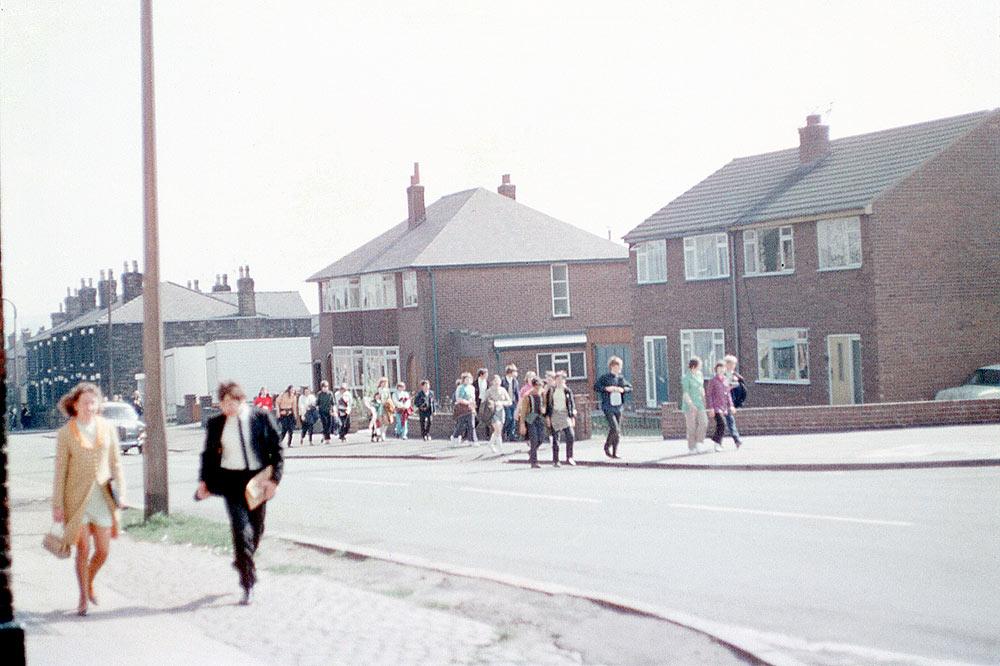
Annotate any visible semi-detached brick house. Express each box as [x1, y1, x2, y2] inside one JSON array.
[[307, 166, 631, 401], [624, 109, 1000, 409]]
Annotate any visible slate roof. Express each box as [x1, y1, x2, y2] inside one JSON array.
[[28, 282, 310, 342], [307, 187, 628, 282], [624, 110, 996, 243]]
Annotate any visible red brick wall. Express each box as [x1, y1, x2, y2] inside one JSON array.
[[660, 398, 1000, 437], [628, 220, 878, 409], [870, 111, 1000, 401]]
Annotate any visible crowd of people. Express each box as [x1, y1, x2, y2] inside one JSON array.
[[681, 353, 746, 453], [250, 382, 353, 447]]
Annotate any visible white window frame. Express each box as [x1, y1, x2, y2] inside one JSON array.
[[402, 271, 418, 307], [683, 233, 729, 280], [679, 329, 725, 374], [332, 345, 400, 395], [535, 351, 587, 379], [756, 328, 810, 384], [550, 264, 571, 317], [817, 217, 863, 271], [635, 240, 667, 284], [744, 225, 795, 276], [324, 274, 398, 312]]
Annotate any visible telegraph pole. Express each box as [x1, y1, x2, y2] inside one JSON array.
[[141, 0, 168, 518]]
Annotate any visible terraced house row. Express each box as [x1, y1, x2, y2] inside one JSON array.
[[310, 109, 999, 410]]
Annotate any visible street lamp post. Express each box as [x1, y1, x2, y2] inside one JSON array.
[[141, 0, 168, 518]]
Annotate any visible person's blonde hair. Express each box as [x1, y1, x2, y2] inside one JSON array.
[[608, 356, 623, 368], [723, 354, 738, 364], [58, 382, 103, 418]]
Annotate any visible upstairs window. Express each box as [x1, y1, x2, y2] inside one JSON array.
[[817, 217, 862, 270], [551, 264, 571, 317], [744, 226, 794, 275], [683, 233, 729, 280], [635, 240, 668, 284], [680, 329, 725, 373], [402, 271, 418, 307]]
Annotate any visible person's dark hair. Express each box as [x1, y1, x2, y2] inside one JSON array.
[[688, 357, 701, 369], [218, 381, 247, 402], [531, 377, 543, 387], [477, 368, 488, 377], [714, 362, 725, 371], [58, 382, 103, 418], [420, 380, 430, 387]]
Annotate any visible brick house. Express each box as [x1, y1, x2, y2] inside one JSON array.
[[624, 110, 1000, 409], [307, 166, 631, 401], [24, 263, 311, 425]]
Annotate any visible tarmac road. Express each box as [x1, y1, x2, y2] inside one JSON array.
[[10, 426, 1000, 664]]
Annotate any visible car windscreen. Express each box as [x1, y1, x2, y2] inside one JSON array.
[[102, 404, 138, 420], [967, 369, 1000, 386]]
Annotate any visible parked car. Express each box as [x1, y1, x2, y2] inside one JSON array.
[[934, 365, 1000, 401], [101, 401, 147, 454]]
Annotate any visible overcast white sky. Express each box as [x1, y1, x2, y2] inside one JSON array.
[[2, 0, 998, 335]]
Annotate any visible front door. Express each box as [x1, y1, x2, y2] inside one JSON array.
[[595, 344, 633, 402], [643, 336, 668, 408], [828, 334, 862, 405]]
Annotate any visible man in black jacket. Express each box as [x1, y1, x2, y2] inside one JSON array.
[[500, 365, 520, 441], [196, 381, 283, 604]]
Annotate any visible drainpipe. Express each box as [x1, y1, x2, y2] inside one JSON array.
[[428, 268, 441, 398], [728, 230, 740, 360]]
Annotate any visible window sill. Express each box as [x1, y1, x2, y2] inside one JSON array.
[[684, 274, 730, 282], [637, 279, 668, 286], [551, 314, 572, 319], [403, 304, 419, 309], [817, 265, 862, 273], [755, 379, 810, 385], [744, 270, 795, 278]]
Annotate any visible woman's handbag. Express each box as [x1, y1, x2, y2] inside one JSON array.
[[43, 523, 71, 559]]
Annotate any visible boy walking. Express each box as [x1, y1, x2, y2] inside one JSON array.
[[707, 362, 741, 450], [544, 371, 576, 466], [413, 380, 436, 441], [316, 380, 335, 443], [500, 365, 520, 441], [517, 377, 547, 469]]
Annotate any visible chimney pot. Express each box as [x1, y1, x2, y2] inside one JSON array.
[[124, 261, 129, 273], [798, 114, 830, 165], [223, 274, 229, 286], [407, 162, 426, 229], [194, 279, 200, 291], [100, 269, 106, 280], [498, 173, 517, 200], [132, 260, 138, 272]]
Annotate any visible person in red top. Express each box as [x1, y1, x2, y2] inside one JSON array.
[[253, 387, 273, 413], [706, 362, 740, 451]]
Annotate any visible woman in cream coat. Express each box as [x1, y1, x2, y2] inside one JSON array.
[[51, 382, 126, 616]]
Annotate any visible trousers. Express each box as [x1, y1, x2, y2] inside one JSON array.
[[603, 408, 622, 455], [419, 412, 432, 438], [551, 425, 574, 461], [220, 469, 267, 591], [319, 411, 332, 440], [527, 418, 547, 464], [685, 407, 708, 448]]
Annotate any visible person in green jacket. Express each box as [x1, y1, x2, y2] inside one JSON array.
[[681, 357, 708, 453]]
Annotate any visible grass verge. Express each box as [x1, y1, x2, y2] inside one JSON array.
[[266, 564, 323, 576], [121, 508, 231, 551]]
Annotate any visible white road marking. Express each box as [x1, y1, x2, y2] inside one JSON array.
[[313, 478, 411, 488], [459, 487, 600, 504], [668, 503, 913, 527]]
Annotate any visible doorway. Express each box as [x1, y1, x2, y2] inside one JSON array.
[[827, 334, 862, 405]]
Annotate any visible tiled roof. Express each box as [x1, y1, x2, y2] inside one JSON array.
[[624, 110, 996, 243], [307, 187, 628, 281], [28, 283, 310, 342]]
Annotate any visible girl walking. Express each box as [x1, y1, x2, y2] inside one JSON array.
[[682, 357, 708, 453], [484, 374, 513, 453], [51, 383, 127, 616]]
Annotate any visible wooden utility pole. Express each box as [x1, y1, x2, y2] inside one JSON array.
[[141, 0, 168, 518]]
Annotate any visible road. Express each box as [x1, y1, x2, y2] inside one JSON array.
[[9, 428, 1000, 665]]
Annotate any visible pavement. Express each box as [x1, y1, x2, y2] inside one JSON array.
[[275, 422, 1000, 470]]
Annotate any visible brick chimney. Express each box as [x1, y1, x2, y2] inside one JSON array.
[[212, 273, 232, 292], [98, 269, 119, 309], [78, 278, 97, 312], [64, 287, 82, 319], [51, 303, 68, 328], [798, 114, 830, 164], [121, 260, 144, 303], [407, 162, 426, 229], [498, 174, 516, 200], [237, 265, 256, 317]]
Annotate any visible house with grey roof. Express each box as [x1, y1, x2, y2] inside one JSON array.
[[623, 110, 1000, 409], [24, 264, 311, 424], [307, 166, 631, 406]]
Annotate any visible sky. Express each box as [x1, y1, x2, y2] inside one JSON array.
[[2, 0, 998, 336]]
